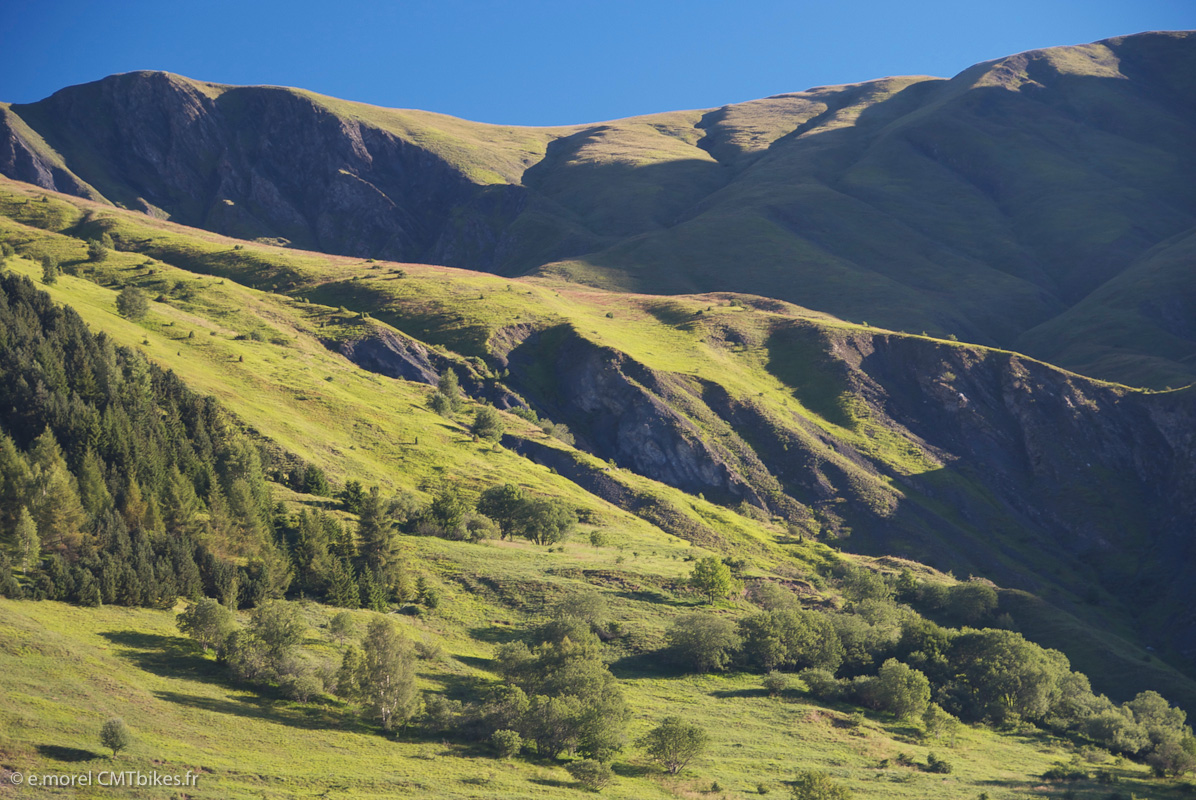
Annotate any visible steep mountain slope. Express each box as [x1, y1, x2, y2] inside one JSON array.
[[4, 177, 1196, 709], [3, 31, 1196, 388]]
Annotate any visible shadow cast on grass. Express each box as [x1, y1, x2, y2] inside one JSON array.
[[455, 654, 496, 673], [99, 630, 224, 684], [154, 689, 369, 735], [609, 651, 682, 680], [612, 589, 694, 608], [466, 625, 524, 646], [529, 777, 571, 789], [36, 745, 103, 763], [709, 687, 768, 699], [611, 762, 653, 778]]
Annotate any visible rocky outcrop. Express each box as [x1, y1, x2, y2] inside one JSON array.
[[505, 325, 789, 510], [335, 328, 440, 385], [334, 326, 525, 409]]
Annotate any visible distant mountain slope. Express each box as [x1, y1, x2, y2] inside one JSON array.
[[2, 31, 1195, 387]]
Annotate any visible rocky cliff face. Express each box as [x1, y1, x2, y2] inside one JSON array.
[[489, 320, 1196, 659]]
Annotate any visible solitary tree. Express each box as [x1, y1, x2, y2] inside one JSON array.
[[330, 610, 358, 643], [470, 406, 505, 442], [100, 718, 132, 758], [689, 556, 735, 604], [41, 255, 59, 285], [519, 497, 577, 545], [116, 285, 149, 320], [873, 658, 931, 720], [87, 237, 110, 262], [640, 716, 708, 775], [434, 368, 464, 413]]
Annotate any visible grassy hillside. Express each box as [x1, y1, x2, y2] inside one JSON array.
[[3, 176, 1196, 706], [3, 180, 1196, 797], [5, 599, 1186, 800]]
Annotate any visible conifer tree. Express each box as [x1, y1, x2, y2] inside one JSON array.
[[30, 458, 86, 552], [76, 568, 102, 607], [121, 475, 149, 532], [76, 449, 114, 518], [0, 554, 22, 598], [357, 487, 400, 590], [15, 507, 39, 574], [358, 569, 389, 612], [328, 559, 360, 608], [0, 433, 32, 535], [162, 466, 201, 536]]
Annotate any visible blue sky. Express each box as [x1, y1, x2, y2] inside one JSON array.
[[2, 0, 1193, 126]]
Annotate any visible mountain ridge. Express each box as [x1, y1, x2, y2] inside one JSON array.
[[4, 31, 1194, 389]]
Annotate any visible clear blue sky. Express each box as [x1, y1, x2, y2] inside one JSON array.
[[2, 0, 1193, 126]]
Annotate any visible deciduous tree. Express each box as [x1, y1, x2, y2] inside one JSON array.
[[116, 285, 149, 320], [640, 716, 707, 775], [689, 556, 735, 603], [100, 718, 132, 758]]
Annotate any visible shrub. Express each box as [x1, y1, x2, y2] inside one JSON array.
[[790, 770, 852, 799], [800, 668, 845, 701], [566, 759, 614, 791], [763, 671, 791, 696], [491, 728, 522, 759], [925, 752, 953, 774], [284, 671, 324, 703], [949, 581, 998, 624]]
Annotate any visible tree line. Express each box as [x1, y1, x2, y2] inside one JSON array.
[[0, 273, 284, 607], [0, 274, 580, 615], [665, 568, 1196, 777]]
